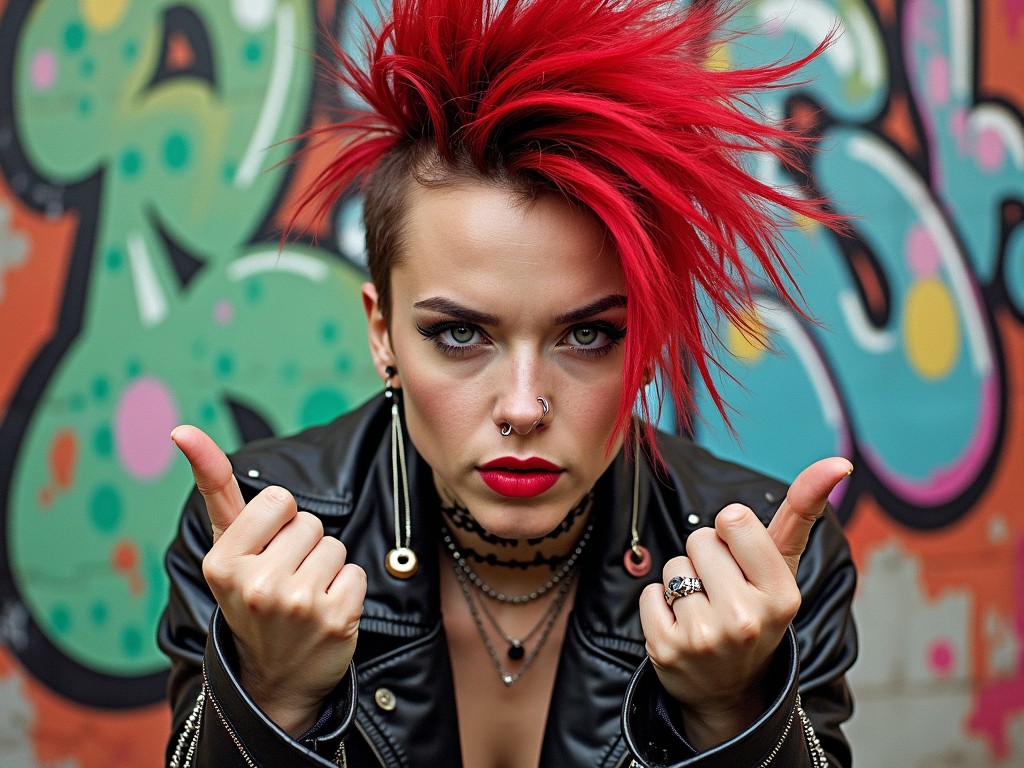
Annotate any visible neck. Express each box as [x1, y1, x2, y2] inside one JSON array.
[[438, 491, 594, 595]]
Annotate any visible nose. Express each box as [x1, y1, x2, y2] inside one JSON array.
[[493, 358, 550, 436]]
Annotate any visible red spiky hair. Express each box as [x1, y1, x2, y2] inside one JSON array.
[[293, 0, 837, 457]]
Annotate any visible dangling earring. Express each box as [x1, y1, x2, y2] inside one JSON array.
[[623, 419, 652, 577], [384, 366, 418, 579]]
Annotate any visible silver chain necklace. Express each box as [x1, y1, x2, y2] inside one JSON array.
[[450, 555, 576, 685], [440, 522, 593, 604], [474, 580, 556, 660]]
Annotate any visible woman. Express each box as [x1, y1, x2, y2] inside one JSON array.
[[159, 1, 857, 766]]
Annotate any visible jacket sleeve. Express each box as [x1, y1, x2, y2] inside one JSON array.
[[621, 508, 857, 768], [158, 487, 358, 767]]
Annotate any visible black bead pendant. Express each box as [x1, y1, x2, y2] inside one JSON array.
[[508, 642, 525, 661]]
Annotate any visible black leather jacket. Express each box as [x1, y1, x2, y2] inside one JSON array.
[[159, 396, 857, 767]]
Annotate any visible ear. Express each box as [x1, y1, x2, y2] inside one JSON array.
[[362, 282, 397, 383]]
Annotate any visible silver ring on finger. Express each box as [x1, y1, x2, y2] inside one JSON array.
[[664, 575, 704, 606]]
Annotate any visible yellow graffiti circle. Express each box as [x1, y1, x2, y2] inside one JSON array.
[[705, 43, 731, 72], [903, 277, 960, 380], [80, 0, 129, 31], [726, 312, 767, 364], [793, 211, 821, 234]]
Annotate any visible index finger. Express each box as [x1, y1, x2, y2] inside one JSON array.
[[767, 457, 853, 579], [171, 425, 245, 543]]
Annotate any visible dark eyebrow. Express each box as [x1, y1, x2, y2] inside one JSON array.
[[552, 294, 627, 325], [412, 294, 627, 327], [412, 297, 500, 325]]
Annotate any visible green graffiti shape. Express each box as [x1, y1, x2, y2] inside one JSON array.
[[8, 0, 378, 682]]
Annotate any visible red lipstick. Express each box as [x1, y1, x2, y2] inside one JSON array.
[[478, 457, 564, 498]]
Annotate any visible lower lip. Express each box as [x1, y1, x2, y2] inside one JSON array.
[[478, 470, 562, 498]]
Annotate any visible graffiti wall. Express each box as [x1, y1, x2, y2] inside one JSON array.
[[0, 0, 1020, 765]]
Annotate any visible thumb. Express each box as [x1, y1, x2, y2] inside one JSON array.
[[767, 457, 853, 578], [171, 425, 245, 543]]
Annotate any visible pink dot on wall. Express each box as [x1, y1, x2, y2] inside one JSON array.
[[115, 377, 180, 480], [976, 128, 1005, 173], [927, 55, 949, 106], [30, 50, 57, 90], [927, 638, 956, 678], [906, 225, 941, 277], [214, 299, 234, 325]]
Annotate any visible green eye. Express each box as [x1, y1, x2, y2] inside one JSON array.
[[572, 327, 598, 345], [450, 325, 475, 344]]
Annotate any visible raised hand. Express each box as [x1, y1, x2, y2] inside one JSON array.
[[638, 457, 853, 749], [171, 425, 367, 736]]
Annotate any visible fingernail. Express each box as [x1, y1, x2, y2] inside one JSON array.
[[845, 463, 854, 476], [170, 428, 178, 443]]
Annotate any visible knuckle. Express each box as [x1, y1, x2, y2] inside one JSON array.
[[686, 621, 720, 655], [716, 503, 754, 530], [345, 562, 366, 585], [685, 526, 717, 554], [662, 555, 690, 577], [646, 639, 683, 670], [728, 611, 762, 645], [326, 596, 365, 639], [295, 511, 325, 540], [195, 474, 234, 501], [241, 576, 276, 613], [260, 485, 296, 513], [328, 602, 363, 636], [776, 586, 802, 619], [333, 563, 367, 596], [639, 583, 663, 611], [335, 613, 362, 640], [321, 536, 347, 560], [201, 554, 229, 588], [281, 588, 314, 617]]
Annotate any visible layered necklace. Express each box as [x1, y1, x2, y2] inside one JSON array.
[[441, 520, 594, 686]]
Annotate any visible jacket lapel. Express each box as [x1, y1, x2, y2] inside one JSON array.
[[344, 413, 463, 767], [540, 453, 655, 766]]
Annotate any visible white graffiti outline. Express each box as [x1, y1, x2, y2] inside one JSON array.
[[126, 231, 168, 327], [235, 4, 297, 188], [227, 249, 330, 282]]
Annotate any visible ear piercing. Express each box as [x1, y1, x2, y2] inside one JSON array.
[[384, 366, 418, 579]]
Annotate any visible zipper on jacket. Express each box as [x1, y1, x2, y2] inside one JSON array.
[[615, 703, 799, 768], [203, 666, 350, 768], [757, 704, 797, 768], [203, 667, 258, 767]]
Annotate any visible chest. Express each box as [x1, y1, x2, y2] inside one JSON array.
[[441, 565, 573, 768]]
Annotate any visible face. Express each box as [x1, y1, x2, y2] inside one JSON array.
[[363, 180, 627, 540]]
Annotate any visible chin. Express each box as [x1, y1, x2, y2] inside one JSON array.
[[472, 498, 570, 540]]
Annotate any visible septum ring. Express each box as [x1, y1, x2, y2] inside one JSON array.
[[500, 397, 549, 436], [664, 575, 704, 606]]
